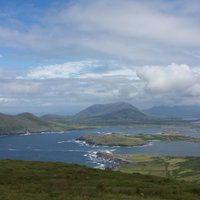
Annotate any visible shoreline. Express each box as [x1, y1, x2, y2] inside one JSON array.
[[95, 152, 132, 169]]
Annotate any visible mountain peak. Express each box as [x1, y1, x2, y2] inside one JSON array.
[[75, 102, 142, 118]]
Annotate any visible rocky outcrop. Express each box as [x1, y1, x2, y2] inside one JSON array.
[[96, 152, 132, 168]]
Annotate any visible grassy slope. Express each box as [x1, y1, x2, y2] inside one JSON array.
[[0, 113, 70, 134], [0, 160, 200, 200], [78, 133, 148, 146], [42, 109, 188, 127], [78, 133, 200, 146], [0, 112, 106, 134], [114, 155, 200, 183]]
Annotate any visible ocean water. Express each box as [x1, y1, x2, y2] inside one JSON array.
[[0, 127, 199, 168]]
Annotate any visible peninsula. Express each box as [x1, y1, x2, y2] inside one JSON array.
[[77, 132, 200, 147]]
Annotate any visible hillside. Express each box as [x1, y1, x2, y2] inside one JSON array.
[[43, 102, 185, 126], [42, 102, 148, 124], [75, 102, 146, 118], [71, 102, 186, 126], [0, 112, 67, 134], [0, 103, 191, 134], [0, 160, 199, 200], [97, 153, 200, 183], [41, 114, 72, 124]]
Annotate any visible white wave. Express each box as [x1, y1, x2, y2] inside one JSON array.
[[57, 131, 65, 134], [24, 133, 31, 136], [75, 140, 89, 146], [8, 148, 17, 151], [63, 149, 84, 152], [32, 149, 42, 151], [57, 139, 75, 144], [104, 150, 113, 154], [57, 141, 67, 144], [94, 163, 106, 169], [84, 149, 118, 169], [138, 142, 153, 147], [104, 132, 112, 135], [20, 133, 31, 136]]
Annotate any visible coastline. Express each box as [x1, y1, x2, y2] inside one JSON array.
[[95, 152, 132, 169]]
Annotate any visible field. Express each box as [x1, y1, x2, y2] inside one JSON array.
[[0, 160, 200, 200], [112, 155, 200, 183]]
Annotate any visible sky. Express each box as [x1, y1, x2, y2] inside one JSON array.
[[0, 0, 200, 115]]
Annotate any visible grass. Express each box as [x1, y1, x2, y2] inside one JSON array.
[[161, 130, 192, 135], [113, 155, 200, 183], [78, 133, 200, 147], [0, 160, 200, 200], [78, 133, 148, 146]]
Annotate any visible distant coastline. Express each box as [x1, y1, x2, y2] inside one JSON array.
[[77, 132, 200, 148]]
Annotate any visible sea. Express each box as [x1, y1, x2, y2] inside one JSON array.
[[0, 127, 200, 169]]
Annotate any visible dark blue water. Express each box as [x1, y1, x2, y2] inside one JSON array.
[[0, 127, 199, 168]]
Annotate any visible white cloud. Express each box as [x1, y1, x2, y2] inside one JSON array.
[[24, 61, 92, 80], [1, 61, 200, 113], [0, 0, 200, 64], [186, 84, 200, 97], [137, 63, 197, 93], [0, 60, 141, 113], [2, 1, 200, 113], [62, 0, 200, 45], [0, 98, 15, 103], [18, 60, 138, 80]]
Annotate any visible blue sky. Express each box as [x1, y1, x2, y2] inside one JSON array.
[[0, 0, 200, 115]]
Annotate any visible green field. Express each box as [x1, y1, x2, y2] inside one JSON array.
[[110, 155, 200, 183], [78, 133, 200, 147], [0, 160, 200, 200]]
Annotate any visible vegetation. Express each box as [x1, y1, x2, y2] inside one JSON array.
[[42, 102, 189, 126], [109, 155, 200, 183], [0, 102, 193, 134], [0, 160, 200, 200], [78, 133, 200, 147], [0, 112, 69, 134], [161, 130, 191, 135], [0, 112, 109, 134]]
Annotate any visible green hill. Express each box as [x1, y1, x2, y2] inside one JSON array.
[[0, 160, 199, 200], [0, 112, 68, 134], [0, 102, 191, 134], [75, 102, 146, 118], [42, 102, 185, 126]]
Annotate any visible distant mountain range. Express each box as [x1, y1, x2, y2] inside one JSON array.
[[145, 105, 200, 119], [0, 102, 193, 134], [42, 102, 183, 126], [42, 102, 149, 125]]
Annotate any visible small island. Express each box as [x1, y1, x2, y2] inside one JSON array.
[[78, 133, 148, 146], [77, 132, 200, 147]]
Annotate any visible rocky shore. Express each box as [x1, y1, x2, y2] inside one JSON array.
[[96, 152, 132, 169]]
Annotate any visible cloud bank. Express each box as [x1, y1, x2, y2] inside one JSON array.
[[0, 0, 200, 114], [137, 63, 197, 93], [0, 61, 200, 114], [0, 0, 200, 65]]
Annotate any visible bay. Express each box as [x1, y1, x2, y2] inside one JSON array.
[[0, 127, 200, 168]]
